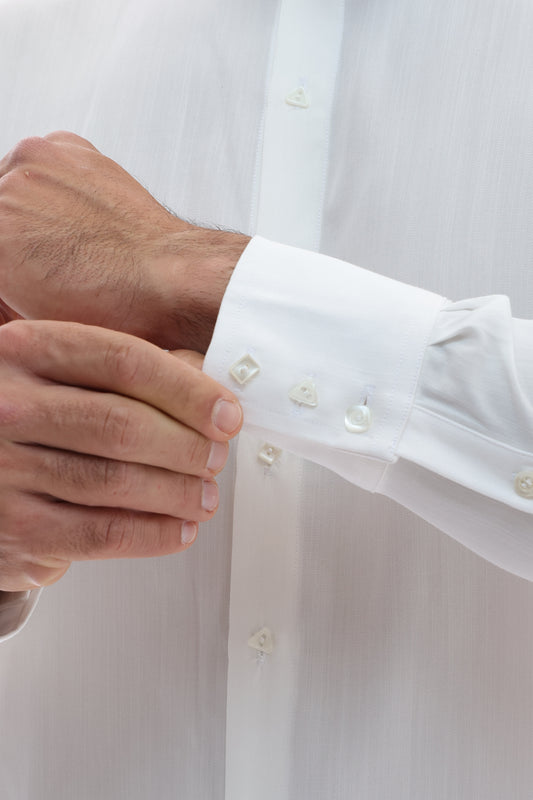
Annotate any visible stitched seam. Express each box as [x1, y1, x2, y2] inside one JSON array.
[[412, 403, 533, 458]]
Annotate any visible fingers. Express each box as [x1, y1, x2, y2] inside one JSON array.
[[0, 136, 55, 180], [0, 320, 240, 591], [0, 320, 242, 441], [170, 349, 205, 369], [0, 492, 199, 590], [45, 503, 198, 562], [0, 383, 229, 478], [8, 443, 220, 522], [42, 130, 100, 151], [35, 496, 198, 561], [0, 131, 99, 179]]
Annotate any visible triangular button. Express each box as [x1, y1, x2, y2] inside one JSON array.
[[285, 87, 309, 109], [248, 627, 274, 655], [289, 378, 318, 407]]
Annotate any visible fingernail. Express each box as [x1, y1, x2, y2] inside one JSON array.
[[181, 521, 197, 545], [202, 480, 219, 512], [212, 399, 242, 435], [206, 441, 228, 473]]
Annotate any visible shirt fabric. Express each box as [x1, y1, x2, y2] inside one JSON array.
[[1, 1, 533, 798]]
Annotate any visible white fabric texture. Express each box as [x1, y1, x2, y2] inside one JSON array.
[[1, 1, 533, 798], [206, 238, 533, 583]]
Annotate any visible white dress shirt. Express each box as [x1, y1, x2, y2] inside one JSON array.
[[1, 1, 533, 798]]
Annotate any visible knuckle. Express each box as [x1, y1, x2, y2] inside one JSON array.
[[102, 458, 131, 496], [0, 166, 22, 196], [0, 321, 47, 374], [101, 513, 182, 558], [101, 511, 137, 556], [43, 130, 96, 152], [50, 450, 86, 488], [64, 517, 101, 557], [0, 396, 23, 432], [180, 474, 202, 514], [0, 444, 26, 493], [0, 495, 67, 589], [101, 403, 138, 454], [183, 433, 211, 473], [0, 318, 31, 356], [42, 130, 73, 143], [104, 339, 148, 387], [7, 136, 48, 167], [50, 449, 132, 498], [166, 471, 197, 516], [0, 493, 37, 558]]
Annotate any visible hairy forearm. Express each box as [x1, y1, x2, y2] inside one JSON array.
[[148, 226, 251, 353], [0, 132, 250, 353]]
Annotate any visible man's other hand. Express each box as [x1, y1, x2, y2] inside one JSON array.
[[0, 320, 242, 591], [0, 131, 250, 352]]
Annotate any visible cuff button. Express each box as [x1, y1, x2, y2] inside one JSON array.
[[345, 404, 372, 433], [289, 378, 318, 407], [229, 354, 260, 385], [258, 444, 282, 466], [515, 470, 533, 499]]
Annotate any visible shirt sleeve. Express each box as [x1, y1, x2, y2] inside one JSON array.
[[204, 236, 533, 581]]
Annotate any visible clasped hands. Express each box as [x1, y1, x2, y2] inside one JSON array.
[[0, 132, 249, 591]]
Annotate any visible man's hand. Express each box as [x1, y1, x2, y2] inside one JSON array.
[[0, 131, 249, 352], [0, 320, 242, 591]]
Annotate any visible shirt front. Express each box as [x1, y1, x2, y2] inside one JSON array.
[[1, 1, 533, 798]]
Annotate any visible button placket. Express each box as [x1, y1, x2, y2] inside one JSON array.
[[223, 0, 346, 795]]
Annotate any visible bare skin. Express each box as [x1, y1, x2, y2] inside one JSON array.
[[0, 130, 250, 351], [0, 132, 249, 593], [0, 320, 242, 591], [0, 132, 251, 593]]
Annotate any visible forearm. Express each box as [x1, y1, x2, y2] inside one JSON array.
[[0, 133, 250, 353], [146, 226, 250, 353]]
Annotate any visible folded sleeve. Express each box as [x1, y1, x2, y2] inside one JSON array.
[[204, 236, 533, 580]]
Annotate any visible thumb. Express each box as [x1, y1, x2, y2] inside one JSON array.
[[169, 349, 205, 370]]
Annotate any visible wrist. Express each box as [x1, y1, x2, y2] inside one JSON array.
[[148, 224, 250, 353]]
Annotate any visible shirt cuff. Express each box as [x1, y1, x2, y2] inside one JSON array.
[[204, 236, 446, 490]]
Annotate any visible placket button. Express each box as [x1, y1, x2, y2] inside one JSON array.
[[248, 627, 274, 655], [285, 86, 310, 108], [258, 444, 282, 466]]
